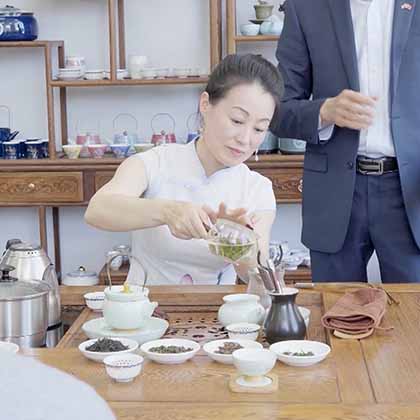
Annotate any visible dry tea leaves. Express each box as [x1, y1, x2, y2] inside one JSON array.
[[215, 342, 243, 354], [283, 350, 315, 357], [148, 345, 193, 354], [86, 338, 129, 352]]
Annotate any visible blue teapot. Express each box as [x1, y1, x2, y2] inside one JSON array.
[[113, 113, 140, 151], [0, 106, 19, 158]]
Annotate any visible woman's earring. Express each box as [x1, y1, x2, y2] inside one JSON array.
[[255, 148, 259, 162]]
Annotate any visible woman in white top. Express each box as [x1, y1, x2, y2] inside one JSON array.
[[85, 54, 284, 285]]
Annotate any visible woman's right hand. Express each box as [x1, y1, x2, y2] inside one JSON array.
[[162, 201, 216, 240]]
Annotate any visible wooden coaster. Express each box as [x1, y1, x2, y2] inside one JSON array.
[[333, 329, 374, 340], [228, 373, 278, 394]]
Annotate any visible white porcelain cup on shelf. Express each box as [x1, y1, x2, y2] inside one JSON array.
[[128, 55, 148, 79]]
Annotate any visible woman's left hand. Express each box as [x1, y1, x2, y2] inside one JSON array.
[[209, 202, 258, 228]]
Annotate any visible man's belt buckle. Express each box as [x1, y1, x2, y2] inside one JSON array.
[[358, 159, 384, 176]]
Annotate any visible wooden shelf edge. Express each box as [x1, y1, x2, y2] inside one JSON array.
[[234, 35, 280, 42], [0, 154, 304, 169], [49, 76, 209, 88], [0, 40, 64, 48]]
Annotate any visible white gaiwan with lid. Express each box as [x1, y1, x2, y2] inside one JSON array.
[[103, 285, 158, 330]]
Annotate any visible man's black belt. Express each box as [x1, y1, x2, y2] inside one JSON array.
[[356, 156, 398, 175]]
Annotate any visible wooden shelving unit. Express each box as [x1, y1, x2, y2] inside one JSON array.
[[234, 35, 280, 43], [0, 0, 223, 269], [0, 40, 65, 159], [52, 0, 222, 148], [49, 76, 209, 88], [226, 0, 281, 54]]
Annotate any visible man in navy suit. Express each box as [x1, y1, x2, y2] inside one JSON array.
[[270, 0, 420, 282]]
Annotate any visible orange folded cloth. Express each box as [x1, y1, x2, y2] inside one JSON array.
[[321, 288, 389, 335]]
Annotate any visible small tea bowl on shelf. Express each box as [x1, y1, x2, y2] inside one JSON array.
[[87, 144, 107, 159], [62, 144, 82, 159], [110, 144, 130, 158]]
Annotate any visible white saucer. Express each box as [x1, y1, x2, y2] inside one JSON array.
[[82, 317, 169, 345]]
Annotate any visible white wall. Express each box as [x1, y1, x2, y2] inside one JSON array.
[[0, 0, 380, 280]]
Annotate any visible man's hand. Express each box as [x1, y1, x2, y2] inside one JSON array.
[[320, 89, 377, 131]]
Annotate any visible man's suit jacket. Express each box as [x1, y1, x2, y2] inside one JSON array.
[[270, 0, 420, 253]]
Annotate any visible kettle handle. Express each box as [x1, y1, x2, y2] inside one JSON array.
[[5, 238, 22, 250], [106, 251, 147, 291]]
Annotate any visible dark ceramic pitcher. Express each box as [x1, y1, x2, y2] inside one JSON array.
[[264, 288, 306, 344]]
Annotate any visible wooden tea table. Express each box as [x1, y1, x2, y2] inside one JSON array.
[[23, 284, 420, 420]]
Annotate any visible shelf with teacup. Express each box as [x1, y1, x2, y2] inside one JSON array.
[[0, 40, 63, 49], [226, 0, 284, 54], [0, 40, 64, 160], [234, 35, 280, 42], [49, 76, 209, 88]]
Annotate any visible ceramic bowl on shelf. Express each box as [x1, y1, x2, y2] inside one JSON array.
[[141, 67, 158, 79], [173, 67, 191, 78], [133, 143, 154, 153], [62, 266, 99, 286], [103, 69, 128, 80], [240, 23, 260, 36], [62, 144, 82, 159], [104, 353, 144, 382], [203, 339, 262, 365], [84, 291, 105, 312], [140, 338, 200, 365], [84, 69, 105, 80], [0, 341, 19, 354], [57, 68, 83, 80], [269, 340, 331, 367], [87, 144, 107, 159], [226, 323, 261, 341], [155, 67, 169, 79], [110, 144, 130, 158], [78, 337, 139, 363]]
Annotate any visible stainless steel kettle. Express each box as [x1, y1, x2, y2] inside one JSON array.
[[1, 239, 62, 347]]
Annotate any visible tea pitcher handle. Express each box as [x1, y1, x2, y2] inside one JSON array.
[[75, 117, 100, 135], [0, 105, 11, 128], [113, 113, 139, 131], [186, 112, 200, 132], [106, 251, 147, 291], [151, 113, 176, 134]]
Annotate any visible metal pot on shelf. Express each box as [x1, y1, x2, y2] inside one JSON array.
[[0, 264, 49, 347], [1, 239, 62, 347]]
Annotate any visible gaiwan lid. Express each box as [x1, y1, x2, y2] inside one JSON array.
[[104, 285, 150, 302]]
